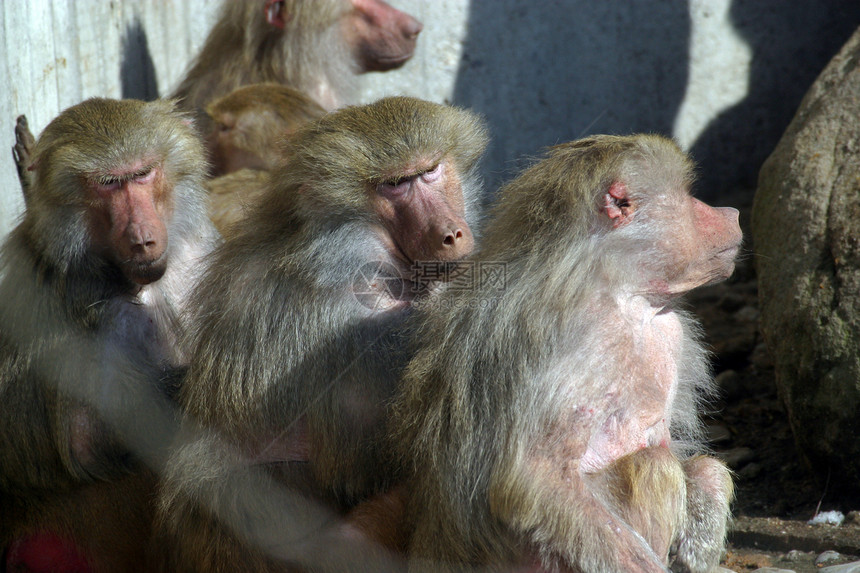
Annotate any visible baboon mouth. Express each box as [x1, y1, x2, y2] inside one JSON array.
[[124, 254, 168, 285], [377, 53, 413, 65], [716, 245, 741, 261], [363, 52, 414, 71]]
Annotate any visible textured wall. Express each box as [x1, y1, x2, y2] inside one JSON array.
[[2, 0, 859, 238], [0, 0, 214, 237]]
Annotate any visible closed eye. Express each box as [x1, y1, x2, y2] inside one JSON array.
[[419, 163, 441, 183], [378, 177, 412, 197], [92, 166, 155, 193], [132, 167, 155, 184], [94, 177, 122, 193]]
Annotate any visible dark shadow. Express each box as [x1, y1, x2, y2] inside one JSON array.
[[121, 19, 159, 101], [452, 2, 691, 192], [689, 1, 860, 200]]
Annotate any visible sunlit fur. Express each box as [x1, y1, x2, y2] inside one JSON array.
[[392, 134, 735, 572], [171, 0, 353, 116], [0, 97, 219, 571], [205, 83, 327, 173], [154, 96, 488, 572], [203, 83, 327, 234]]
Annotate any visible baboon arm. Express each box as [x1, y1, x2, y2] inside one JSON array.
[[13, 115, 35, 201]]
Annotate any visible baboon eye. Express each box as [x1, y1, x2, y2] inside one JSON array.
[[94, 178, 122, 193], [132, 168, 156, 184], [419, 163, 442, 183], [378, 177, 411, 197]]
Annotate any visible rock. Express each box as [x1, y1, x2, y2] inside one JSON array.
[[738, 461, 763, 480], [724, 550, 773, 570], [822, 561, 860, 573], [784, 549, 812, 561], [729, 515, 860, 555], [711, 329, 757, 366], [749, 568, 794, 573], [750, 341, 773, 370], [809, 511, 846, 526], [752, 26, 860, 490], [719, 290, 747, 313], [715, 369, 744, 402], [817, 550, 843, 565], [734, 304, 760, 323]]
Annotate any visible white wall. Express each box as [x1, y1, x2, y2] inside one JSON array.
[[2, 0, 858, 238], [0, 0, 216, 237]]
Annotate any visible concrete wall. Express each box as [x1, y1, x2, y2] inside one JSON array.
[[2, 0, 859, 239]]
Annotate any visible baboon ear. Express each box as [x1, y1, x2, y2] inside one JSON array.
[[604, 181, 634, 228], [264, 0, 290, 29]]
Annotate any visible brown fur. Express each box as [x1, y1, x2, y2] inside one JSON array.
[[0, 98, 219, 572], [154, 96, 487, 572], [205, 83, 326, 176], [207, 168, 272, 237], [170, 0, 421, 117], [392, 134, 739, 572], [203, 84, 326, 235]]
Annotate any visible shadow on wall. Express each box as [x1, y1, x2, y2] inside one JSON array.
[[452, 1, 690, 193], [121, 19, 159, 102], [454, 1, 860, 200], [689, 1, 860, 199]]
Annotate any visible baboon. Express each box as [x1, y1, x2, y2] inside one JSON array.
[[0, 98, 219, 572], [154, 96, 488, 572], [206, 83, 326, 176], [203, 84, 326, 235], [171, 0, 422, 118], [392, 135, 741, 572]]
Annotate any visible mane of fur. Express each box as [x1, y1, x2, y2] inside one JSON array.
[[170, 0, 353, 113]]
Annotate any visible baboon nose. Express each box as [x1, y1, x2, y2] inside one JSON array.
[[443, 228, 463, 247], [405, 18, 423, 38], [126, 223, 165, 261], [131, 238, 158, 256]]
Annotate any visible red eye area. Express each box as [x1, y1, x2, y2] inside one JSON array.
[[420, 163, 441, 183], [92, 167, 155, 195], [377, 164, 441, 198], [132, 169, 156, 185], [93, 179, 122, 193], [377, 177, 412, 198]]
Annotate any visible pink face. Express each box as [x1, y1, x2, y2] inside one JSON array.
[[677, 198, 742, 289], [605, 181, 743, 297], [371, 158, 473, 265], [649, 196, 742, 297], [262, 0, 422, 71], [343, 0, 423, 72], [86, 161, 172, 285]]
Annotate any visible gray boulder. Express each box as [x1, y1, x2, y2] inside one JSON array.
[[753, 27, 860, 488]]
